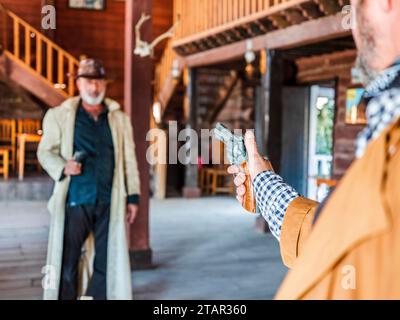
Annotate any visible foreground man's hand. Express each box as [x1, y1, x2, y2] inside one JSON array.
[[227, 130, 273, 204], [64, 159, 82, 176], [127, 204, 139, 224]]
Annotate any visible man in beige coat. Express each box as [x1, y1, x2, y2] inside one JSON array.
[[229, 0, 400, 299], [37, 59, 141, 300]]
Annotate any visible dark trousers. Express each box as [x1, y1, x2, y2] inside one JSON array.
[[59, 203, 110, 300]]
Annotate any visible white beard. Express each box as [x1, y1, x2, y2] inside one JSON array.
[[81, 90, 106, 106]]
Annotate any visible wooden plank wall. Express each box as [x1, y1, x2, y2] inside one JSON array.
[[152, 0, 173, 62], [1, 0, 43, 29], [54, 0, 172, 106], [52, 0, 126, 105], [1, 0, 173, 108]]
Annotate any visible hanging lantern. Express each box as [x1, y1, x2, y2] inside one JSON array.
[[244, 40, 256, 77]]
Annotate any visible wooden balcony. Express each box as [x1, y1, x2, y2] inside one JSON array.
[[154, 0, 351, 116], [173, 0, 350, 55]]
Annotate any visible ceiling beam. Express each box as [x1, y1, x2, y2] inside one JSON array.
[[182, 13, 351, 68]]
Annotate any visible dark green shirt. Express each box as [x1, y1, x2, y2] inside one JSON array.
[[66, 100, 139, 207]]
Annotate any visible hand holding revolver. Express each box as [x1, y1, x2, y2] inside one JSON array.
[[227, 130, 273, 207], [214, 123, 272, 213]]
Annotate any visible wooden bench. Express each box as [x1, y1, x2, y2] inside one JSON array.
[[0, 119, 16, 172], [200, 167, 234, 196], [17, 133, 42, 181]]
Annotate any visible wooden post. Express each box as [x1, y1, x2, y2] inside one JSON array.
[[255, 49, 271, 156], [13, 18, 19, 59], [1, 4, 8, 53], [182, 68, 201, 198], [254, 49, 285, 234], [124, 0, 152, 269]]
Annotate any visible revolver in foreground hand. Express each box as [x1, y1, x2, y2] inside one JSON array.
[[213, 123, 257, 213]]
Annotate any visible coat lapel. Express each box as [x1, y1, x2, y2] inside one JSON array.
[[276, 125, 394, 299], [61, 97, 80, 159], [105, 98, 122, 165], [61, 97, 121, 159]]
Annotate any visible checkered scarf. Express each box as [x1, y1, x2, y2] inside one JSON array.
[[356, 60, 400, 158]]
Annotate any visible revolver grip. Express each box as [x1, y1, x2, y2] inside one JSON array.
[[240, 161, 257, 214]]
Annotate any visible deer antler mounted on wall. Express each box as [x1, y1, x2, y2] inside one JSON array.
[[134, 13, 177, 58]]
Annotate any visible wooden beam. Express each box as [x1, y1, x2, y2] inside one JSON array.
[[254, 48, 281, 234], [314, 0, 341, 15], [284, 8, 308, 25], [298, 1, 324, 19], [182, 13, 350, 68], [268, 14, 292, 29], [2, 52, 65, 107], [124, 0, 152, 269], [182, 68, 201, 198]]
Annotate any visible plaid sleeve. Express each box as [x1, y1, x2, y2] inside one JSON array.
[[253, 171, 300, 241]]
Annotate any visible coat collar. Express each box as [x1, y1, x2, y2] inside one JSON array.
[[61, 96, 121, 113], [276, 118, 400, 299], [59, 96, 121, 160]]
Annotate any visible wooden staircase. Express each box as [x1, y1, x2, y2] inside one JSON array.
[[0, 4, 79, 107], [161, 66, 254, 130], [197, 68, 239, 128]]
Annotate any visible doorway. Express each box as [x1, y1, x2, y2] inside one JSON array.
[[307, 85, 335, 201], [280, 83, 335, 200]]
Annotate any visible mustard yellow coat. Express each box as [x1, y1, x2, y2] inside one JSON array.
[[37, 97, 140, 300], [275, 118, 400, 300]]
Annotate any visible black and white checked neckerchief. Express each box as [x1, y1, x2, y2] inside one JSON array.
[[314, 59, 400, 225], [356, 59, 400, 158]]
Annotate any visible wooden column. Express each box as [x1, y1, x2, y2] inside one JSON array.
[[255, 49, 272, 156], [254, 49, 284, 233], [182, 68, 201, 198], [125, 0, 152, 269]]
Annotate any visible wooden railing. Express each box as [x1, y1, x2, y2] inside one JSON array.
[[0, 6, 79, 97], [156, 0, 343, 115], [173, 0, 297, 44], [154, 0, 309, 108]]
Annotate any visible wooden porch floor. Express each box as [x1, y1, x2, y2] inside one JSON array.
[[0, 202, 49, 300], [0, 198, 287, 300]]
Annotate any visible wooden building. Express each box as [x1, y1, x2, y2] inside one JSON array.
[[0, 0, 175, 268], [0, 0, 367, 273], [152, 0, 366, 210]]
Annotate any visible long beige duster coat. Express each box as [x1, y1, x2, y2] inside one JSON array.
[[37, 97, 141, 300], [275, 117, 400, 299]]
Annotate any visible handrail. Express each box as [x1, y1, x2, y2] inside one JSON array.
[[0, 5, 79, 97], [173, 0, 303, 46]]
